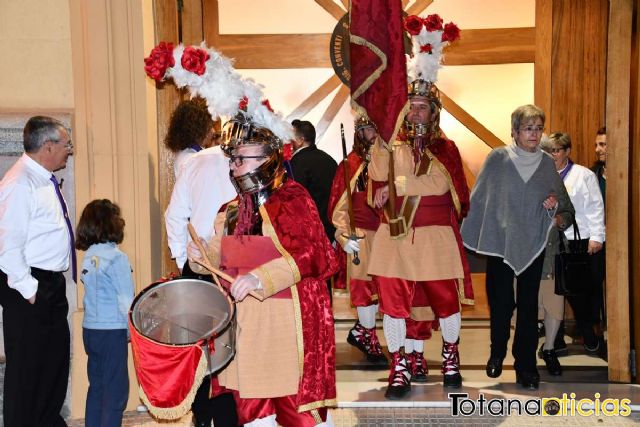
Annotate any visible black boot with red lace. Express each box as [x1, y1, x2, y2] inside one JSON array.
[[347, 321, 388, 365], [407, 351, 428, 383], [384, 351, 411, 400], [364, 327, 388, 365], [442, 339, 462, 388]]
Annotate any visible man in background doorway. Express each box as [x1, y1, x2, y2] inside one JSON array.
[[589, 126, 607, 356], [289, 120, 338, 243], [592, 127, 606, 202]]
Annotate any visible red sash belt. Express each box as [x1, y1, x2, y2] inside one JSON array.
[[352, 192, 380, 231], [382, 194, 454, 227]]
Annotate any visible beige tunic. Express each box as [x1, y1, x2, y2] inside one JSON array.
[[331, 162, 376, 282], [190, 211, 300, 398], [367, 141, 464, 281]]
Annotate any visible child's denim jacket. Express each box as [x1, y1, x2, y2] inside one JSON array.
[[81, 242, 134, 330]]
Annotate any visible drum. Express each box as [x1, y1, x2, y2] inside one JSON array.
[[130, 278, 236, 374]]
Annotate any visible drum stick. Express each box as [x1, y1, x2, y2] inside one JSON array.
[[187, 223, 262, 301]]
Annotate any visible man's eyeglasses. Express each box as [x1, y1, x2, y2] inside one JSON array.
[[519, 126, 544, 134], [50, 139, 73, 152], [228, 154, 267, 167]]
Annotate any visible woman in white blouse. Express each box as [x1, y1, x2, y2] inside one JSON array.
[[540, 132, 606, 371]]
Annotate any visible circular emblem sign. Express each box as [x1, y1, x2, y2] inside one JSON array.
[[330, 14, 351, 87]]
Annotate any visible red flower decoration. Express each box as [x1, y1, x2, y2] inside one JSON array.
[[238, 96, 248, 111], [403, 15, 424, 36], [261, 99, 274, 112], [423, 14, 444, 32], [420, 44, 433, 54], [144, 42, 175, 82], [181, 46, 210, 76], [442, 22, 461, 42]]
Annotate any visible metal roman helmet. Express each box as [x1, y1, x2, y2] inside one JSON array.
[[405, 79, 442, 140], [221, 114, 285, 195], [353, 116, 377, 160]]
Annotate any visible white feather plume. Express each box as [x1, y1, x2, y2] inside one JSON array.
[[406, 16, 458, 84], [159, 43, 293, 142]]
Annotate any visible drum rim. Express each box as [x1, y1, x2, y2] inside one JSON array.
[[129, 277, 234, 347]]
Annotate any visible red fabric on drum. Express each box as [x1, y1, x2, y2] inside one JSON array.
[[129, 323, 205, 413]]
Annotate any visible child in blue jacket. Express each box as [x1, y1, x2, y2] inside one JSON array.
[[76, 199, 134, 427]]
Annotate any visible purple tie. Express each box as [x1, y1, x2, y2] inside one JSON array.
[[50, 175, 77, 282]]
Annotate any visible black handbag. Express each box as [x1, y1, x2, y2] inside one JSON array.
[[554, 220, 591, 296]]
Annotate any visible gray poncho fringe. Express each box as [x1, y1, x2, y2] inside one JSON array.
[[461, 146, 574, 275]]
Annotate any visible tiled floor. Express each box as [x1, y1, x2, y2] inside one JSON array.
[[10, 320, 640, 426]]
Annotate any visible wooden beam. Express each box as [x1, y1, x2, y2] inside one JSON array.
[[406, 0, 433, 16], [216, 34, 331, 68], [402, 0, 410, 8], [580, 0, 608, 168], [215, 29, 535, 69], [547, 1, 608, 168], [534, 0, 552, 120], [632, 0, 640, 385], [286, 74, 342, 121], [202, 0, 219, 46], [181, 0, 203, 44], [153, 0, 182, 276], [462, 160, 476, 190], [340, 0, 349, 10], [444, 27, 535, 65], [606, 0, 632, 383], [440, 92, 505, 149], [315, 84, 350, 141], [315, 0, 346, 21]]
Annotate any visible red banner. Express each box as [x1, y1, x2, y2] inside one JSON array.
[[350, 0, 408, 144]]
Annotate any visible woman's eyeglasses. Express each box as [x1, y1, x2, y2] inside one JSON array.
[[549, 147, 566, 154], [228, 154, 267, 167], [519, 126, 544, 134]]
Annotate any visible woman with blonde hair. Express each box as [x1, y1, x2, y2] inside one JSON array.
[[462, 105, 574, 390]]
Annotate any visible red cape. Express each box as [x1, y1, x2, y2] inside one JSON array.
[[261, 180, 339, 411], [426, 137, 471, 220], [328, 151, 364, 217], [422, 136, 473, 303], [328, 152, 364, 290]]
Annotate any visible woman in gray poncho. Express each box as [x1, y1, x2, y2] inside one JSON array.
[[461, 105, 574, 390]]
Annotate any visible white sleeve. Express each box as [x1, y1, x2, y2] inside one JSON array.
[[164, 166, 192, 268], [0, 182, 38, 299], [583, 170, 605, 243]]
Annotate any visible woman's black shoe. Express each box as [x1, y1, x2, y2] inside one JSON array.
[[541, 350, 562, 376], [485, 357, 503, 378], [516, 371, 540, 389]]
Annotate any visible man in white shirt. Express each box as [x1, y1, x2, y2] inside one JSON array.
[[0, 116, 74, 426], [165, 145, 236, 274], [164, 144, 237, 427]]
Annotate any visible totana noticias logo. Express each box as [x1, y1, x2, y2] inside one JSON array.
[[449, 392, 632, 417]]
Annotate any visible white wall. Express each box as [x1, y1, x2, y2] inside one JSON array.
[[0, 0, 74, 109]]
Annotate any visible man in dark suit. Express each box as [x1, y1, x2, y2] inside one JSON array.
[[289, 120, 338, 242]]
